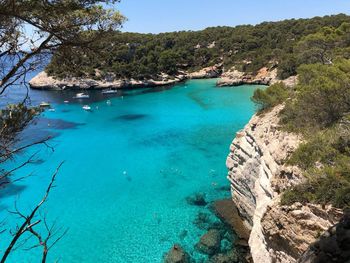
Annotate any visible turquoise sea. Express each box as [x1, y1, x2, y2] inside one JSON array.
[[1, 79, 261, 262]]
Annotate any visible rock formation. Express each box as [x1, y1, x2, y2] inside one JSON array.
[[217, 67, 278, 87], [226, 105, 343, 262], [29, 64, 223, 90], [298, 211, 350, 263], [217, 66, 298, 87], [196, 229, 222, 255], [29, 71, 186, 90], [187, 64, 222, 79], [163, 245, 192, 263]]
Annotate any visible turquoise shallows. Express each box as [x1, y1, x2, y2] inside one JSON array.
[[1, 79, 262, 262]]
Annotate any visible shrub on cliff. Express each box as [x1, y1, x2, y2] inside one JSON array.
[[281, 169, 350, 208], [281, 59, 350, 132], [282, 119, 350, 209], [251, 83, 290, 112], [278, 58, 350, 209]]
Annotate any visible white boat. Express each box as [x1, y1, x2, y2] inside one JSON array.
[[82, 105, 92, 111], [64, 100, 69, 103], [102, 89, 118, 94], [39, 102, 51, 108], [73, 93, 89, 99]]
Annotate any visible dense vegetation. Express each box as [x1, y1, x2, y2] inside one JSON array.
[[46, 14, 350, 80], [253, 59, 350, 209]]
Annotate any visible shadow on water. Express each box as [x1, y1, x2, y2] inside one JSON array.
[[0, 180, 27, 199], [35, 117, 85, 130], [187, 90, 211, 110], [114, 114, 149, 121], [135, 129, 186, 148]]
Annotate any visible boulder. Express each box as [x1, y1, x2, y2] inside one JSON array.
[[163, 244, 191, 263], [208, 250, 239, 263], [186, 193, 208, 206], [196, 229, 221, 255], [212, 199, 250, 241]]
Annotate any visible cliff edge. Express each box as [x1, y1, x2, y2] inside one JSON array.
[[226, 105, 343, 263]]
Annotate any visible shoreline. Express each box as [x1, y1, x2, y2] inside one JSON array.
[[29, 65, 297, 91]]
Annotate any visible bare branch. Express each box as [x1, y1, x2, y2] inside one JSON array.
[[0, 162, 64, 263]]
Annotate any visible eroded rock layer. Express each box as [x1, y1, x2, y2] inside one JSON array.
[[226, 105, 343, 262]]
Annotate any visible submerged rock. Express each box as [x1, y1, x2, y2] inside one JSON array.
[[212, 199, 250, 241], [196, 229, 222, 255], [193, 212, 214, 230], [163, 244, 191, 263], [207, 250, 239, 263], [186, 193, 208, 206]]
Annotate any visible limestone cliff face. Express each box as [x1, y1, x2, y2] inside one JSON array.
[[217, 67, 298, 87], [29, 71, 187, 90], [226, 105, 343, 263], [29, 64, 222, 90]]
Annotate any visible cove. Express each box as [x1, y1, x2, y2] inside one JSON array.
[[1, 79, 262, 262]]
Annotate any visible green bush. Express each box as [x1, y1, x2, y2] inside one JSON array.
[[282, 120, 350, 209], [281, 172, 350, 208], [280, 59, 350, 132], [251, 82, 290, 111]]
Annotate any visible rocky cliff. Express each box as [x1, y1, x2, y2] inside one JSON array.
[[217, 67, 298, 88], [226, 105, 343, 263], [29, 64, 223, 90]]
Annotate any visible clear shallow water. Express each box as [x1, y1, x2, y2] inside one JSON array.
[[1, 79, 261, 262]]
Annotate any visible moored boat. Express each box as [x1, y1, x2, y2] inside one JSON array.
[[82, 105, 92, 111], [39, 102, 51, 108], [102, 89, 118, 94], [73, 93, 89, 99]]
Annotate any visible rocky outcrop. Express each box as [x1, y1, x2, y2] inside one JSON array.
[[188, 64, 223, 79], [226, 105, 301, 262], [298, 211, 350, 263], [217, 67, 298, 87], [29, 71, 187, 90], [217, 67, 278, 87], [226, 105, 343, 263], [263, 202, 343, 262], [29, 64, 222, 90], [163, 245, 192, 263], [196, 229, 222, 255], [212, 199, 250, 242]]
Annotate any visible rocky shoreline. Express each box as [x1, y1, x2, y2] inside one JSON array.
[[29, 64, 297, 91], [226, 105, 344, 263], [29, 65, 223, 90]]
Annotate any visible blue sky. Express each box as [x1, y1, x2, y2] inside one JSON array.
[[117, 0, 350, 33]]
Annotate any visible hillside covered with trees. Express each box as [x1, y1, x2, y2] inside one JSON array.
[[46, 14, 350, 80]]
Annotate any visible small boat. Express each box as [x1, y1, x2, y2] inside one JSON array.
[[102, 89, 118, 94], [39, 102, 51, 108], [106, 100, 112, 106], [82, 105, 91, 111], [73, 93, 89, 99], [64, 100, 69, 103], [48, 108, 56, 112]]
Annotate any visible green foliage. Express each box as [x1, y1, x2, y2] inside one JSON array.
[[251, 83, 290, 111], [46, 14, 350, 80], [281, 59, 350, 131], [282, 117, 350, 209], [281, 170, 350, 208], [0, 104, 39, 146]]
